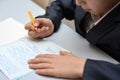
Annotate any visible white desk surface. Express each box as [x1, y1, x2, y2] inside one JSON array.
[[0, 0, 118, 80]]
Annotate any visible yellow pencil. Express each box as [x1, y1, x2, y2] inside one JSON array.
[[28, 10, 37, 30]]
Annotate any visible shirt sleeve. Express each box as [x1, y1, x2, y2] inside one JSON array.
[[82, 59, 120, 80], [35, 0, 76, 32]]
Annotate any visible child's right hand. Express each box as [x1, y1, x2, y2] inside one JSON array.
[[25, 18, 54, 39]]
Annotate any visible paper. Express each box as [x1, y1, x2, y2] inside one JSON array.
[[0, 38, 67, 80], [0, 18, 27, 46], [0, 18, 68, 80]]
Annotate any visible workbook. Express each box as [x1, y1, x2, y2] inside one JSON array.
[[0, 38, 67, 80], [0, 18, 67, 80]]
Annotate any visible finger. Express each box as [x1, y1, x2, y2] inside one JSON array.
[[29, 63, 52, 69], [28, 30, 47, 39], [35, 69, 55, 77], [28, 57, 52, 64], [28, 30, 43, 39], [34, 20, 43, 29], [60, 51, 72, 56], [34, 18, 45, 28], [39, 26, 47, 32], [32, 26, 49, 38], [28, 31, 37, 38], [37, 26, 50, 32], [34, 22, 40, 27], [39, 26, 49, 31], [25, 22, 35, 30], [35, 18, 48, 25]]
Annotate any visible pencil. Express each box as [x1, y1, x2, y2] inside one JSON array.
[[28, 10, 37, 30]]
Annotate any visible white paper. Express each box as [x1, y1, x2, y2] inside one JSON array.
[[0, 38, 67, 80], [0, 18, 27, 46], [0, 18, 68, 80]]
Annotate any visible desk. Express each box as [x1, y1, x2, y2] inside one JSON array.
[[0, 0, 118, 80]]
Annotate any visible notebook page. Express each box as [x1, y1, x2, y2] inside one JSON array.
[[0, 38, 67, 80], [0, 18, 27, 46]]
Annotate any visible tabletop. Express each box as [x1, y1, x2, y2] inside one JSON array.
[[0, 0, 118, 80]]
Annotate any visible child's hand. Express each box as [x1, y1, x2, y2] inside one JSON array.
[[28, 51, 87, 78], [25, 18, 54, 39]]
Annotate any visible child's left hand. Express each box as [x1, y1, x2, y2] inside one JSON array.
[[28, 51, 87, 78]]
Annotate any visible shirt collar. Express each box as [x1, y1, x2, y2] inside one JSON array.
[[94, 1, 120, 25]]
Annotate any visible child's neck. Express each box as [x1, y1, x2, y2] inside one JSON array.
[[91, 0, 120, 22]]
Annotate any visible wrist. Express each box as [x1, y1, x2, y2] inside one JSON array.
[[78, 58, 87, 78]]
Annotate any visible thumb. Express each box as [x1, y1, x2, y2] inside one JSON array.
[[34, 22, 40, 27], [34, 19, 43, 27], [60, 51, 72, 56]]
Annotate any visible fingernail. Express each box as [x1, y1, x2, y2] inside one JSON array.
[[34, 23, 39, 26]]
